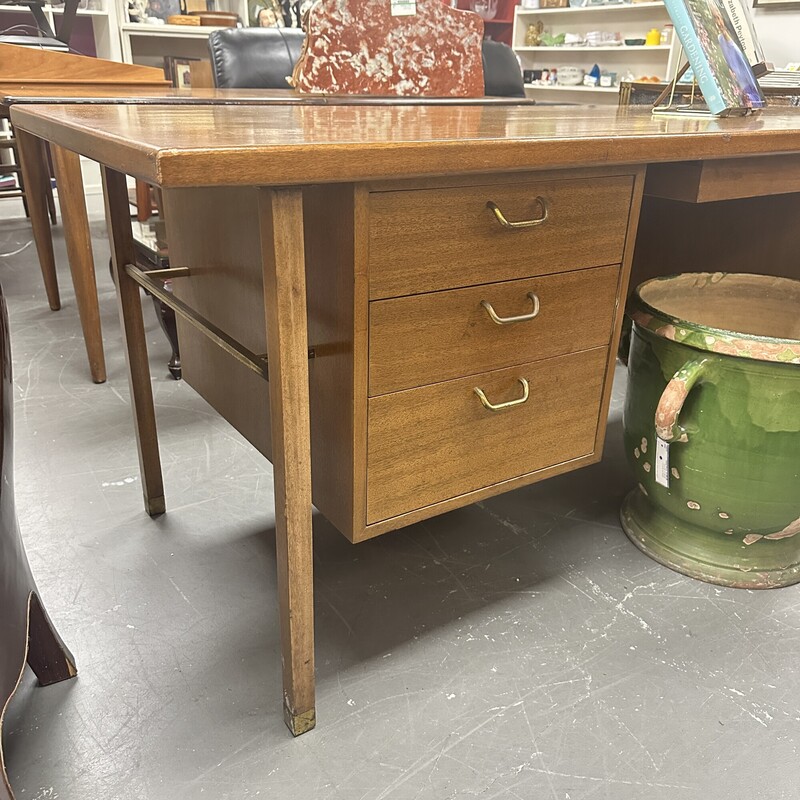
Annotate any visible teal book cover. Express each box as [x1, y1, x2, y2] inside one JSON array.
[[664, 0, 766, 114]]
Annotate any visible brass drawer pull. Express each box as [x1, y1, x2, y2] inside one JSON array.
[[487, 197, 549, 229], [474, 378, 529, 412], [481, 292, 541, 325]]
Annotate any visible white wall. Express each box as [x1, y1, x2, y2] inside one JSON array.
[[753, 6, 800, 67]]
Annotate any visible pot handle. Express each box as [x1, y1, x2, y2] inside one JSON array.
[[654, 358, 708, 443]]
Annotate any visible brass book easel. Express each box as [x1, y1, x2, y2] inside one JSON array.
[[651, 44, 759, 118]]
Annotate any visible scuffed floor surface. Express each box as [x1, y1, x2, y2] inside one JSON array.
[[1, 203, 799, 800]]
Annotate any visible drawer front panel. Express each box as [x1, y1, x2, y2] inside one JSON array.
[[367, 348, 608, 524], [369, 265, 620, 396], [368, 175, 633, 299]]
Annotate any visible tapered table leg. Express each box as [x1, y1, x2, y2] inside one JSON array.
[[258, 187, 316, 736], [51, 145, 107, 384], [16, 129, 60, 311], [102, 167, 165, 516]]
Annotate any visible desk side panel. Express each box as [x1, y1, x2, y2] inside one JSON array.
[[165, 186, 273, 458], [164, 185, 360, 540]]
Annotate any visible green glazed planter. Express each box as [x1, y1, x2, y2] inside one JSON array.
[[620, 272, 800, 589]]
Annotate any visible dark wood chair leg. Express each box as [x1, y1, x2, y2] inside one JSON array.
[[0, 594, 76, 800], [26, 594, 77, 687], [150, 294, 181, 380]]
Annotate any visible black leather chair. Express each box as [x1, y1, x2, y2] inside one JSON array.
[[209, 27, 306, 90], [0, 285, 76, 800], [481, 39, 525, 98], [208, 28, 526, 98]]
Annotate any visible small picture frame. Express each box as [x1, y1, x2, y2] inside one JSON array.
[[163, 56, 198, 88], [174, 61, 192, 89]]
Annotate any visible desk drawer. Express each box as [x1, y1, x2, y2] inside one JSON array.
[[366, 347, 607, 524], [369, 265, 620, 396], [368, 175, 633, 299]]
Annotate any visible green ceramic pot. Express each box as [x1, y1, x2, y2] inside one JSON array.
[[620, 272, 800, 589]]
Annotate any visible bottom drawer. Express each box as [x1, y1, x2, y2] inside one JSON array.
[[367, 348, 609, 524]]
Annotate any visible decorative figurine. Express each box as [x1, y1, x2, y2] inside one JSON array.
[[525, 21, 543, 46]]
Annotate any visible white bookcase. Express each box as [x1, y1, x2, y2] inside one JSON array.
[[0, 1, 123, 60], [512, 2, 681, 105], [118, 0, 248, 66]]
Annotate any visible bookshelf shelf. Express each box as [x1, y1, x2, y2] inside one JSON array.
[[519, 2, 667, 15], [523, 82, 621, 92], [512, 1, 680, 105], [516, 44, 670, 51]]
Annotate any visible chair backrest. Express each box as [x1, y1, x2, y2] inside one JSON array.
[[208, 27, 306, 90], [481, 40, 525, 98], [209, 27, 526, 98]]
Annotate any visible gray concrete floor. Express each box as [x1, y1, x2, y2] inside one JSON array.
[[1, 200, 798, 800]]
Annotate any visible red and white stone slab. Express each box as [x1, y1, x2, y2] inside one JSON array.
[[291, 0, 485, 97]]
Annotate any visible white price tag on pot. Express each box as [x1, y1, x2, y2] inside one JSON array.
[[655, 436, 670, 488], [391, 0, 416, 15]]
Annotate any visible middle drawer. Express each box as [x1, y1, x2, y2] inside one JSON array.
[[369, 264, 621, 396]]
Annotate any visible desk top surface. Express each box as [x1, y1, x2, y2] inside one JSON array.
[[11, 103, 800, 188]]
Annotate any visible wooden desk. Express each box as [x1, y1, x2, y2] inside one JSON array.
[[10, 103, 800, 736]]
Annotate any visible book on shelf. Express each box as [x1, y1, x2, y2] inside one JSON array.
[[664, 0, 765, 115]]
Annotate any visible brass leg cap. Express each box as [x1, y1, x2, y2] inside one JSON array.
[[146, 495, 166, 517], [284, 704, 316, 737]]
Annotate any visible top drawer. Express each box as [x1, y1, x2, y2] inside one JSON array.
[[368, 175, 634, 299]]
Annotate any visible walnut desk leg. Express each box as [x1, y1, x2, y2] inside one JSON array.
[[16, 129, 60, 311], [102, 166, 165, 516], [258, 187, 316, 736], [51, 145, 107, 384]]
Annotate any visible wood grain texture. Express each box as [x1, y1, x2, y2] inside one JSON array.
[[257, 187, 316, 736], [368, 176, 632, 299], [50, 145, 106, 383], [0, 42, 167, 86], [102, 167, 165, 516], [645, 155, 800, 202], [367, 347, 608, 524], [369, 265, 621, 396], [11, 105, 800, 189], [15, 130, 59, 311], [304, 184, 362, 539], [165, 186, 273, 457]]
